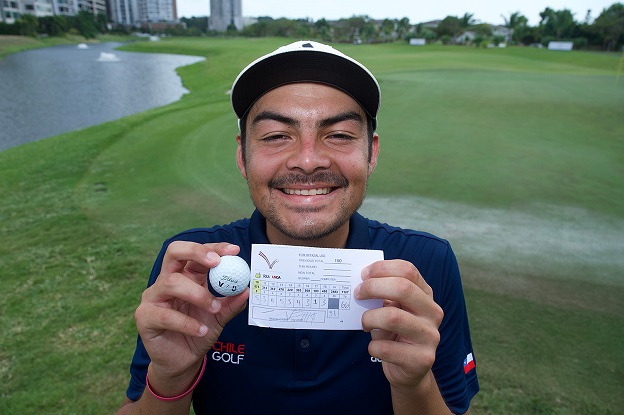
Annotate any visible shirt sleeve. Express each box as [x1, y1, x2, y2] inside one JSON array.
[[124, 240, 168, 401], [430, 243, 479, 414]]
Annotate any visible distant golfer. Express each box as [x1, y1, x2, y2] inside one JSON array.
[[118, 40, 479, 415]]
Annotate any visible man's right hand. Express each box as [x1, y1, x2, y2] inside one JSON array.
[[134, 241, 250, 396]]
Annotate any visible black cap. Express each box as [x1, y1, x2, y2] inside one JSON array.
[[231, 40, 381, 130]]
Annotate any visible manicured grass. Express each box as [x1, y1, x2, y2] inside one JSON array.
[[0, 37, 622, 414], [376, 67, 623, 215]]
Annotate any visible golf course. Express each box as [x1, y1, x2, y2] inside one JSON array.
[[1, 37, 622, 413]]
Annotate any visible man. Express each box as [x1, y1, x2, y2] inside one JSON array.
[[118, 40, 478, 414]]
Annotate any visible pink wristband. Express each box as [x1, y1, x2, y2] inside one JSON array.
[[146, 355, 207, 402]]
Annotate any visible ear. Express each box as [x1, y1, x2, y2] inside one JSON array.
[[236, 134, 247, 179], [367, 133, 380, 176]]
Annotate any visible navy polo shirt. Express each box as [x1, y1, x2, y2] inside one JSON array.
[[126, 210, 479, 414]]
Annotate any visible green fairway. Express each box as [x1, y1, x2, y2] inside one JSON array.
[[1, 37, 622, 414]]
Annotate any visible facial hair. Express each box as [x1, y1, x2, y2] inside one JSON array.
[[260, 171, 365, 241]]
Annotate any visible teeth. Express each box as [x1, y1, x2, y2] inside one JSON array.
[[283, 188, 331, 195]]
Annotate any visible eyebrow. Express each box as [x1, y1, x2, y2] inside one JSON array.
[[250, 110, 365, 130], [318, 111, 364, 129], [250, 111, 299, 128]]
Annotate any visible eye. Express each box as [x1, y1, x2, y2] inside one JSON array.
[[327, 132, 356, 141], [261, 133, 290, 141]]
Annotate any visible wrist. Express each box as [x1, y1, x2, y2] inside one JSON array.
[[146, 356, 207, 402], [391, 371, 450, 415]]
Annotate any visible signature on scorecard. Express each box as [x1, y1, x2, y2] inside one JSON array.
[[252, 307, 326, 324]]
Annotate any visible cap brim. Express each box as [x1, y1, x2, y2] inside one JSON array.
[[231, 48, 380, 130]]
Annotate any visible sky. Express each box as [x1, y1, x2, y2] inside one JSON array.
[[176, 0, 616, 26]]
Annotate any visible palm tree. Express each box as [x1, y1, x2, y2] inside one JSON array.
[[396, 17, 411, 40], [460, 13, 476, 28], [381, 18, 396, 41], [502, 11, 528, 43], [540, 7, 576, 40], [592, 3, 624, 50]]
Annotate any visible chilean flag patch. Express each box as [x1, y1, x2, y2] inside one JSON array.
[[463, 353, 475, 374]]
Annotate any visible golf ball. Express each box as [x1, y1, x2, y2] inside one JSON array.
[[209, 255, 250, 297]]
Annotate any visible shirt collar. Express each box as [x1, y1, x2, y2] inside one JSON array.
[[249, 209, 270, 245], [345, 211, 370, 250]]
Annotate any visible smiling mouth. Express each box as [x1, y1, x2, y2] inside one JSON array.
[[282, 187, 333, 196], [271, 172, 349, 196]]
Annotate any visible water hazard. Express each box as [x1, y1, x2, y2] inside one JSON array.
[[0, 42, 204, 151]]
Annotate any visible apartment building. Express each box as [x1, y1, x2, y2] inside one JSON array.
[[107, 0, 137, 25], [1, 1, 22, 23], [54, 0, 77, 16], [208, 0, 242, 32], [2, 0, 176, 25], [1, 0, 54, 22], [79, 0, 106, 15], [1, 0, 104, 22], [23, 0, 53, 16], [138, 0, 175, 22]]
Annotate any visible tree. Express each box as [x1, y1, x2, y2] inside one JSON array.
[[241, 17, 305, 38], [518, 25, 540, 45], [460, 13, 476, 28], [332, 17, 357, 42], [592, 3, 624, 50], [436, 16, 463, 43], [294, 18, 312, 39], [331, 15, 378, 43], [420, 27, 437, 43], [39, 15, 70, 37], [359, 17, 378, 42], [313, 18, 331, 41], [266, 18, 299, 37], [473, 23, 493, 38], [225, 22, 239, 35], [380, 18, 395, 41], [396, 17, 411, 40], [72, 11, 99, 38], [502, 11, 528, 44], [539, 7, 576, 39], [242, 18, 270, 37], [180, 16, 208, 35], [16, 14, 38, 37], [95, 12, 108, 33]]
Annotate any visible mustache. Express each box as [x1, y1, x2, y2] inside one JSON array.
[[269, 171, 349, 189]]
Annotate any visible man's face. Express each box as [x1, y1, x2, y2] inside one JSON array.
[[236, 83, 379, 247]]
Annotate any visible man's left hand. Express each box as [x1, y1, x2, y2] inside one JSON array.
[[355, 259, 444, 392]]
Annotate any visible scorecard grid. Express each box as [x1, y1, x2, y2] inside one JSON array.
[[252, 280, 352, 318]]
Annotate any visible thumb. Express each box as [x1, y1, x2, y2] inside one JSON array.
[[213, 288, 250, 328]]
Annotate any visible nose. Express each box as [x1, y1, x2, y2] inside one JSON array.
[[285, 136, 331, 174]]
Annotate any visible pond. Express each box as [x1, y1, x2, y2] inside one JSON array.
[[0, 42, 204, 151]]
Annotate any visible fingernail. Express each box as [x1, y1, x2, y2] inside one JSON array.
[[211, 298, 221, 313], [198, 325, 208, 337], [354, 283, 361, 299], [206, 252, 219, 262], [361, 266, 370, 279]]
